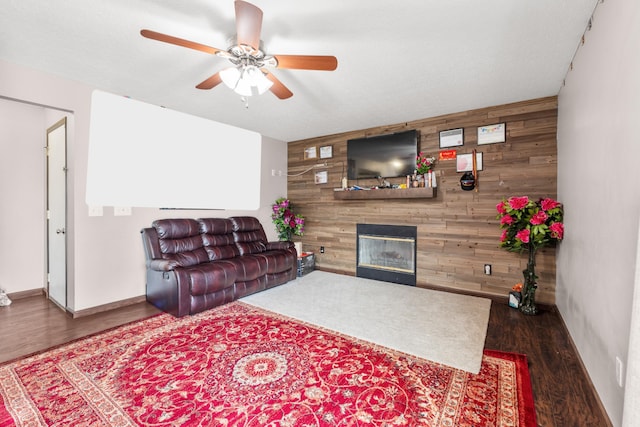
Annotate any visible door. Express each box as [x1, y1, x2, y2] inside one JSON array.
[[47, 118, 67, 308]]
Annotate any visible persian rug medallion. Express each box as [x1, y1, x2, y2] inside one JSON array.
[[0, 302, 536, 426]]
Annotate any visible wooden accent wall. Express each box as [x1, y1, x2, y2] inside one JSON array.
[[287, 96, 558, 304]]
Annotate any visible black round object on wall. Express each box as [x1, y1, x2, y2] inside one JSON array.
[[460, 172, 475, 191]]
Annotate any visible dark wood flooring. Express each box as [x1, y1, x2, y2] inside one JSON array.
[[0, 295, 611, 426]]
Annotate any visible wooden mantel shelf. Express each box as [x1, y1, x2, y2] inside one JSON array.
[[333, 187, 437, 200]]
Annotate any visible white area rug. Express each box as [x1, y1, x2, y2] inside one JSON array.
[[242, 270, 491, 374]]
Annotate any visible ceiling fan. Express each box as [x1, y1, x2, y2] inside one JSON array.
[[141, 0, 338, 100]]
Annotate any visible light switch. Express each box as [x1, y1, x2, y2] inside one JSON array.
[[114, 206, 132, 216], [88, 205, 103, 217]]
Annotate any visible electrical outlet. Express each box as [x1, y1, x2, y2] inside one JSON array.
[[320, 246, 325, 254], [484, 264, 492, 275], [616, 356, 624, 387]]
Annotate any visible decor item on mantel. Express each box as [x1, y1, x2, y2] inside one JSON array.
[[416, 152, 436, 174], [497, 196, 564, 315], [272, 197, 305, 241], [416, 152, 436, 188]]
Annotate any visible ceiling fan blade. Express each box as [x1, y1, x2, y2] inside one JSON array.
[[235, 0, 263, 49], [274, 54, 338, 71], [140, 29, 222, 55], [196, 72, 223, 90], [264, 72, 293, 99]]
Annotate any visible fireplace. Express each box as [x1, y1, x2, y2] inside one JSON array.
[[356, 224, 417, 286]]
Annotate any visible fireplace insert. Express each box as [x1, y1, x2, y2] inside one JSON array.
[[356, 224, 417, 286]]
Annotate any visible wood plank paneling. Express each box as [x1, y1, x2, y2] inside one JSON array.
[[287, 96, 559, 304]]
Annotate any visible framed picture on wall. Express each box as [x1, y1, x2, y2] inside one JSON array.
[[304, 146, 317, 159], [319, 145, 333, 159], [439, 128, 464, 148], [314, 170, 328, 184], [456, 152, 483, 172], [477, 123, 506, 145]]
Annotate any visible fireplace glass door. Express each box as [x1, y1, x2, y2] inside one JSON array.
[[356, 224, 417, 286], [358, 235, 415, 273]]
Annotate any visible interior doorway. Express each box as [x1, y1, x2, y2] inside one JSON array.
[[46, 117, 67, 308]]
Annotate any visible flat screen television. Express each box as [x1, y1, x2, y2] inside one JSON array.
[[347, 130, 418, 180]]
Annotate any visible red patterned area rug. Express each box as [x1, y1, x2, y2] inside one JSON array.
[[0, 302, 536, 426]]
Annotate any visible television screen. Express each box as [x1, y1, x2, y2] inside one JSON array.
[[347, 130, 418, 180]]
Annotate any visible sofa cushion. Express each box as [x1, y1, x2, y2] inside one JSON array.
[[235, 240, 267, 256], [229, 216, 268, 255], [224, 256, 268, 281], [199, 218, 240, 261], [153, 218, 208, 267], [254, 250, 296, 274], [175, 262, 236, 297]]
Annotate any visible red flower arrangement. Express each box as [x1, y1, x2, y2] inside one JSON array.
[[497, 196, 564, 252], [496, 196, 564, 315], [416, 152, 436, 174], [272, 197, 305, 241]]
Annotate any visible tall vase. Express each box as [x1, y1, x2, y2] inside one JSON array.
[[520, 244, 538, 315], [276, 225, 292, 242], [280, 229, 292, 242]]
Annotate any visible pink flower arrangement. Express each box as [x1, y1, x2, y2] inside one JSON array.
[[530, 211, 548, 226], [272, 197, 305, 241], [497, 196, 563, 314], [549, 222, 564, 239], [496, 196, 564, 252], [516, 229, 531, 243], [416, 152, 436, 174], [507, 196, 529, 210]]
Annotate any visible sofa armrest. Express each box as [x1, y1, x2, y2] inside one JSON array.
[[266, 241, 294, 251], [147, 259, 178, 271]]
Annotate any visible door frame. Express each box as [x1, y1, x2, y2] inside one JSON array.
[[46, 117, 68, 309]]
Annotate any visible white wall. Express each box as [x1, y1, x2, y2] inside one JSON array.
[[623, 221, 640, 426], [556, 0, 640, 425], [0, 98, 46, 293], [0, 59, 288, 312], [260, 135, 290, 240]]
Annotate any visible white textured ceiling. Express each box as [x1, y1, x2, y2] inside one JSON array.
[[0, 0, 596, 142]]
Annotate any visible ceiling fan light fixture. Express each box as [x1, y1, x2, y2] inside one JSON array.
[[221, 65, 273, 96], [220, 66, 241, 89], [244, 66, 273, 94], [254, 75, 273, 95], [233, 71, 254, 97]]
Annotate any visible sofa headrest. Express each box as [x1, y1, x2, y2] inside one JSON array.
[[153, 219, 201, 239], [198, 218, 239, 260], [198, 218, 234, 235], [152, 218, 208, 267], [228, 216, 268, 255], [229, 216, 262, 232]]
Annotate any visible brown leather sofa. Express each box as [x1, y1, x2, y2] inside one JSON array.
[[140, 216, 297, 317]]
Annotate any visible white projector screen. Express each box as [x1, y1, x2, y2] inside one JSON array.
[[86, 90, 261, 210]]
